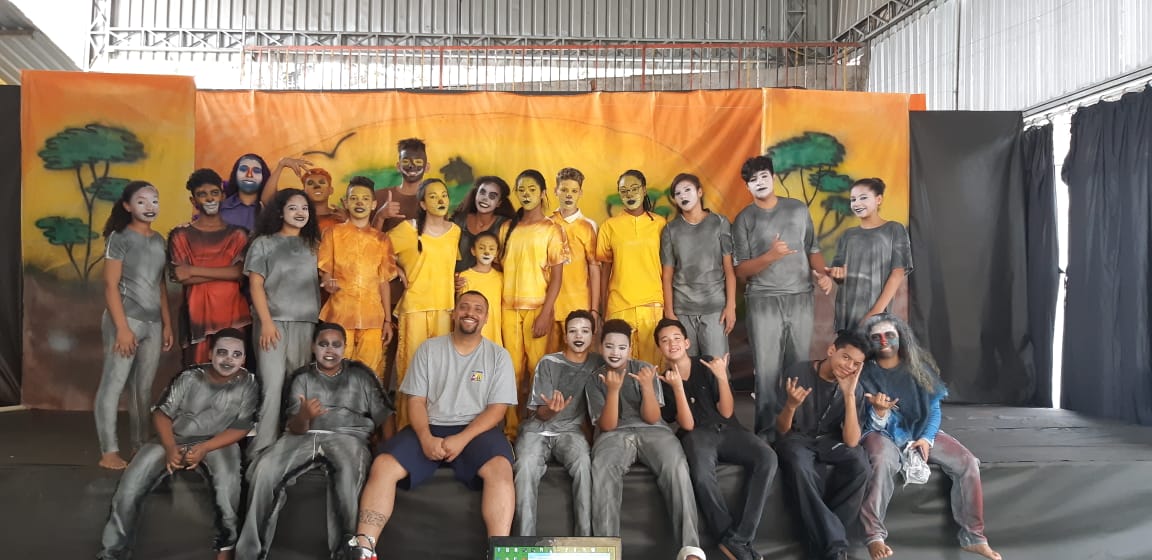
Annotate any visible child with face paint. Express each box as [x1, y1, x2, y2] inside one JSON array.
[[388, 178, 462, 427], [513, 310, 603, 537], [499, 169, 570, 439], [169, 169, 252, 367], [299, 167, 346, 233], [244, 188, 322, 458], [318, 177, 398, 379], [595, 170, 667, 366], [731, 155, 835, 435], [221, 153, 311, 233], [547, 167, 601, 353], [826, 178, 912, 331], [97, 329, 259, 560], [586, 319, 703, 559], [96, 181, 174, 470], [659, 173, 738, 358], [457, 232, 504, 345], [236, 323, 393, 560], [372, 138, 430, 233], [452, 175, 516, 273], [858, 314, 1000, 560]]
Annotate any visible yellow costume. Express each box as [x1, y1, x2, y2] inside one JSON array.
[[548, 210, 598, 352], [595, 211, 666, 364], [457, 267, 503, 345], [318, 222, 397, 376]]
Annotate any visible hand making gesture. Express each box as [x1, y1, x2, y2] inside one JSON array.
[[701, 353, 730, 381], [865, 392, 900, 417], [784, 377, 812, 410]]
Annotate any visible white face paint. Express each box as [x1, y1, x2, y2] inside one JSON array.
[[474, 183, 502, 214], [671, 180, 701, 213], [211, 338, 246, 377], [313, 330, 346, 373], [192, 184, 222, 216], [868, 320, 900, 358], [745, 170, 775, 200], [849, 185, 881, 219], [126, 186, 160, 224], [235, 157, 264, 194], [601, 332, 632, 370], [565, 317, 594, 355], [281, 194, 310, 230]]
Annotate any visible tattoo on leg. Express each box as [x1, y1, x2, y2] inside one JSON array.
[[359, 510, 389, 528]]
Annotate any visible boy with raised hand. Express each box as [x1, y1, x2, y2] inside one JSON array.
[[318, 176, 398, 379], [587, 318, 704, 560], [654, 318, 777, 560], [514, 310, 603, 536], [774, 330, 872, 560], [97, 328, 258, 560], [237, 322, 393, 560]]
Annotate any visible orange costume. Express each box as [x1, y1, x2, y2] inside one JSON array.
[[548, 210, 598, 352], [595, 211, 667, 365], [167, 224, 252, 364]]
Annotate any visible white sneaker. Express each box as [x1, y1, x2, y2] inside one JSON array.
[[677, 545, 707, 560]]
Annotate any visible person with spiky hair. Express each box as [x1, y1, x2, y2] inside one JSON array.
[[858, 313, 1000, 560], [547, 167, 601, 352]]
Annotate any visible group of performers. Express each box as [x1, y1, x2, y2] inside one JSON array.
[[91, 139, 1000, 560]]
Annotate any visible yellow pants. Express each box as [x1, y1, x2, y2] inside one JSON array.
[[501, 307, 550, 439], [607, 305, 665, 367], [395, 309, 452, 428], [345, 328, 385, 379]]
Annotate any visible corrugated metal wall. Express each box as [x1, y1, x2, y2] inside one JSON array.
[[106, 0, 833, 42], [868, 0, 1152, 110]]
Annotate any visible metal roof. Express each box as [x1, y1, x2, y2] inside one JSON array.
[[0, 0, 78, 84]]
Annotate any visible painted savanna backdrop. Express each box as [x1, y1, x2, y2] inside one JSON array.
[[20, 70, 919, 409]]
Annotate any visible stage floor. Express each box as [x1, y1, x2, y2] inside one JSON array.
[[3, 400, 1152, 559]]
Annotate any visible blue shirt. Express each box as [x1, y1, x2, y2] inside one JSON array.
[[861, 361, 946, 447], [220, 194, 259, 233]]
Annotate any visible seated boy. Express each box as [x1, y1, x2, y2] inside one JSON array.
[[97, 328, 258, 560], [236, 322, 393, 560], [654, 318, 777, 560], [514, 310, 603, 536], [773, 330, 871, 560], [588, 318, 704, 560]]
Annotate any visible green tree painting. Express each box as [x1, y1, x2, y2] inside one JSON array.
[[36, 124, 145, 281], [766, 131, 855, 245]]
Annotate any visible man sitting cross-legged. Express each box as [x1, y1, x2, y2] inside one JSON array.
[[345, 291, 518, 559]]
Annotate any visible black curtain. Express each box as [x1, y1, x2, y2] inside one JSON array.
[[0, 86, 21, 406], [908, 111, 1035, 404], [1021, 123, 1058, 407], [1062, 86, 1152, 425]]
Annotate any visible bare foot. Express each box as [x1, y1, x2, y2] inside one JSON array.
[[962, 543, 1002, 560], [868, 541, 894, 560], [215, 549, 234, 560], [98, 452, 128, 470]]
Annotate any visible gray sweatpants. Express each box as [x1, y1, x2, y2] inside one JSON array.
[[97, 442, 243, 559], [236, 432, 372, 559], [514, 431, 592, 536], [590, 427, 700, 548], [677, 311, 730, 358], [746, 293, 813, 434], [250, 319, 315, 458], [95, 312, 164, 455]]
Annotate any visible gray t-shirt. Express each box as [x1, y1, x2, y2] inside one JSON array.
[[283, 359, 393, 442], [105, 229, 167, 322], [586, 359, 669, 431], [830, 222, 913, 331], [522, 352, 605, 435], [660, 212, 734, 315], [732, 198, 820, 296], [400, 335, 518, 426], [154, 366, 259, 445], [244, 234, 320, 322]]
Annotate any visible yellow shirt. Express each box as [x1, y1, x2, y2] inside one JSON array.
[[458, 267, 504, 344], [318, 221, 397, 329], [595, 211, 666, 313], [501, 219, 570, 309], [388, 220, 461, 314], [550, 210, 598, 318]]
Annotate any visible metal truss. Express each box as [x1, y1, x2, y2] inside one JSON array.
[[834, 0, 929, 43]]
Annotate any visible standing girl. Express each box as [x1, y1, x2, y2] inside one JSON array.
[[96, 181, 173, 469], [389, 178, 462, 427], [245, 188, 322, 457], [451, 176, 515, 273], [828, 178, 913, 330]]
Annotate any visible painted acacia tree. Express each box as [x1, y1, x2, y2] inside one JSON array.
[[36, 124, 145, 281], [766, 131, 856, 246]]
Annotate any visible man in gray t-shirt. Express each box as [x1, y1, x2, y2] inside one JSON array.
[[237, 323, 393, 560], [514, 311, 604, 536], [345, 291, 518, 559], [731, 155, 835, 435]]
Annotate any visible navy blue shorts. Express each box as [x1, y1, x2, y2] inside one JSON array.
[[379, 425, 514, 490]]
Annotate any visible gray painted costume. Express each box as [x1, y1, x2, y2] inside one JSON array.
[[244, 234, 321, 457], [830, 222, 912, 331], [660, 212, 735, 356], [732, 198, 821, 434], [514, 352, 604, 536], [237, 360, 392, 560], [97, 366, 259, 559], [586, 359, 700, 548], [94, 229, 168, 455]]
